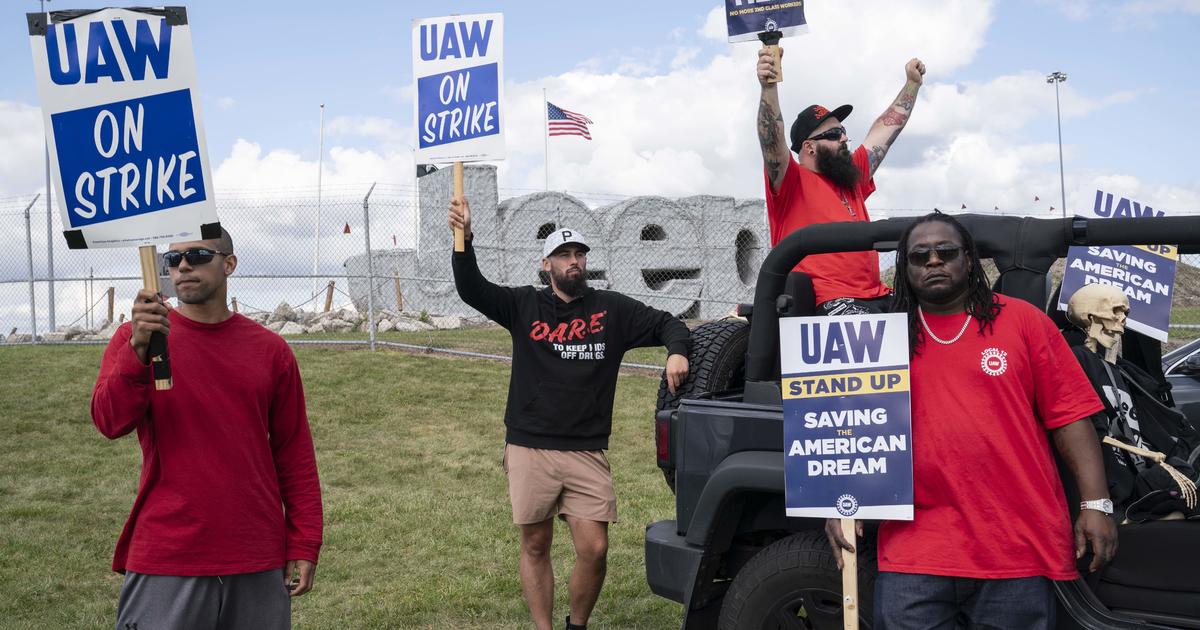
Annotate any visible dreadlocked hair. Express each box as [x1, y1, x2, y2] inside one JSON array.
[[890, 211, 1003, 354]]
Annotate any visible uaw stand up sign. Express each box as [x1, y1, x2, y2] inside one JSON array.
[[780, 313, 912, 627], [28, 7, 221, 389]]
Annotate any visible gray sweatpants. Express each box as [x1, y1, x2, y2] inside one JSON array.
[[115, 568, 291, 630]]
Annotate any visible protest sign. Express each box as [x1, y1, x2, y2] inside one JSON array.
[[412, 13, 504, 164], [780, 312, 910, 627], [1059, 187, 1176, 341], [726, 1, 807, 84], [28, 7, 221, 389], [780, 313, 913, 520], [412, 12, 504, 252], [725, 0, 809, 42], [28, 7, 220, 250]]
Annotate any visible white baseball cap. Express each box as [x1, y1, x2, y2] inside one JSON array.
[[542, 228, 590, 259]]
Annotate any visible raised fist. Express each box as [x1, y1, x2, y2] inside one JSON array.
[[905, 58, 926, 84]]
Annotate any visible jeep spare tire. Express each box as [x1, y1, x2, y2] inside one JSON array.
[[656, 318, 749, 412]]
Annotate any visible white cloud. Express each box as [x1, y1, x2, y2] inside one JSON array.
[[700, 6, 726, 41], [216, 96, 236, 111], [212, 138, 414, 194], [0, 101, 48, 197]]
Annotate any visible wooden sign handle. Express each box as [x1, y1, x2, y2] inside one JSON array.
[[138, 245, 172, 390], [841, 518, 859, 630], [759, 31, 783, 84], [453, 162, 466, 252]]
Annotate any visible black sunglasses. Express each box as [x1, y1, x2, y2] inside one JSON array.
[[163, 248, 230, 268], [806, 126, 847, 143], [906, 244, 964, 266]]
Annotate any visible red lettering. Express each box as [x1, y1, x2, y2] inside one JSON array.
[[547, 322, 568, 343], [568, 319, 587, 341], [529, 321, 550, 341], [589, 311, 606, 334]]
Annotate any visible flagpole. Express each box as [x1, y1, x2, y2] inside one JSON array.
[[313, 104, 325, 301], [544, 88, 551, 191]]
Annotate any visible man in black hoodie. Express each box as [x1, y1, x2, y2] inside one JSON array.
[[450, 197, 690, 630]]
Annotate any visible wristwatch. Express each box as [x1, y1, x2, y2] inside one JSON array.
[[1080, 499, 1114, 514]]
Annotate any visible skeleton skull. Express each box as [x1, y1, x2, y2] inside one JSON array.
[[1067, 284, 1130, 353]]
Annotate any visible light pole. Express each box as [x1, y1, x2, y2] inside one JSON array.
[[1047, 71, 1067, 219]]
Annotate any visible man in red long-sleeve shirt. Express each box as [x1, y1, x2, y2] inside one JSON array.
[[91, 228, 323, 630]]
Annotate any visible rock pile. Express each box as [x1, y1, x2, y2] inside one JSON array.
[[4, 303, 490, 343]]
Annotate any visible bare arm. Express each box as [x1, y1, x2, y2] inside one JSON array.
[[862, 58, 925, 177], [1052, 417, 1118, 572], [756, 47, 790, 193]]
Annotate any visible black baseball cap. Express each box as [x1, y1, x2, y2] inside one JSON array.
[[790, 104, 853, 153]]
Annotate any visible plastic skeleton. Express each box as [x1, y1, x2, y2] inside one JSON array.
[[1067, 284, 1197, 509], [1066, 283, 1130, 363], [1070, 284, 1190, 511]]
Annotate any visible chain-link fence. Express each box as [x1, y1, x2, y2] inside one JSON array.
[[2, 182, 1199, 360]]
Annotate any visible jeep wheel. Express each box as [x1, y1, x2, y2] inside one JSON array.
[[655, 319, 750, 490], [718, 531, 876, 630]]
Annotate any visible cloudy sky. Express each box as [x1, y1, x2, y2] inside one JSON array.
[[3, 0, 1199, 215]]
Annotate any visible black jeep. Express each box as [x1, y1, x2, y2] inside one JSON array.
[[645, 214, 1200, 629]]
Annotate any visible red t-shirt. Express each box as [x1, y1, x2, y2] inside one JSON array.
[[91, 311, 323, 575], [764, 145, 890, 305], [878, 297, 1103, 580]]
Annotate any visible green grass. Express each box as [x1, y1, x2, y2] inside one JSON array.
[[285, 326, 671, 367], [0, 345, 681, 629], [1170, 306, 1200, 348]]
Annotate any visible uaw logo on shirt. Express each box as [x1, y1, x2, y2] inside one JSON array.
[[981, 348, 1008, 376], [835, 494, 859, 517]]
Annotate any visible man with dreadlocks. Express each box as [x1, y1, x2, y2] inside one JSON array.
[[825, 212, 1118, 629]]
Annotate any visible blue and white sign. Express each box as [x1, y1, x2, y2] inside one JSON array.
[[412, 13, 505, 164], [780, 313, 913, 520], [726, 0, 809, 43], [28, 7, 219, 249], [1059, 187, 1177, 342]]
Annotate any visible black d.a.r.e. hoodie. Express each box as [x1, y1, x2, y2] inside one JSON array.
[[453, 239, 691, 450]]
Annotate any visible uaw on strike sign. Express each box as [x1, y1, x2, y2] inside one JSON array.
[[412, 13, 504, 164], [780, 313, 913, 520], [28, 8, 219, 249]]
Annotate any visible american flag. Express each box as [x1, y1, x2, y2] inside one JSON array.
[[547, 102, 593, 140]]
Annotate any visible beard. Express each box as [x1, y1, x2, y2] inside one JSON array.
[[815, 143, 860, 190], [552, 267, 588, 298]]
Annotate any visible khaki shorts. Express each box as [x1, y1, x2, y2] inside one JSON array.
[[503, 443, 618, 525]]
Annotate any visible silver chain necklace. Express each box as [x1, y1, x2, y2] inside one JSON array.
[[918, 306, 971, 345]]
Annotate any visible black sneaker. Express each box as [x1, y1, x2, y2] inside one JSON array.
[[565, 615, 587, 630]]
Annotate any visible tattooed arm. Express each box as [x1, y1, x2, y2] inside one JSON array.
[[756, 47, 791, 193], [863, 58, 925, 177]]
